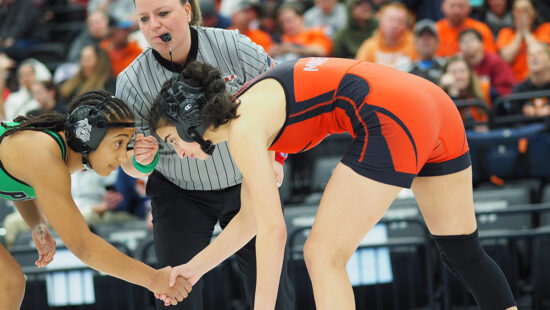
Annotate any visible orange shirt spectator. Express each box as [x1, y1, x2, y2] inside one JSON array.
[[228, 1, 273, 52], [356, 2, 416, 70], [240, 29, 272, 52], [497, 24, 550, 81], [270, 3, 332, 61], [99, 20, 143, 77], [280, 28, 332, 56], [436, 17, 497, 57], [100, 40, 142, 77], [356, 30, 416, 69]]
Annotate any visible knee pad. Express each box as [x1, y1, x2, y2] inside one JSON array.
[[432, 230, 516, 310], [433, 230, 484, 269]]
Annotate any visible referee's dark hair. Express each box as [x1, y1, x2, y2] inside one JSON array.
[[149, 61, 239, 133], [1, 90, 134, 138]]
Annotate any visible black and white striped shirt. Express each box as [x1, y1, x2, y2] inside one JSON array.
[[116, 26, 273, 191]]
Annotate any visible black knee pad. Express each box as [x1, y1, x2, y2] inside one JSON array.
[[433, 230, 516, 310], [433, 230, 484, 269]]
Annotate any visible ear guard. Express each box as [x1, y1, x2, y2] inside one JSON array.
[[157, 79, 216, 156], [65, 96, 135, 169]]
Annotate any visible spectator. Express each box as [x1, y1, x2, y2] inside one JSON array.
[[199, 0, 231, 29], [303, 0, 348, 38], [269, 3, 332, 62], [70, 169, 142, 227], [497, 0, 550, 81], [100, 20, 143, 77], [409, 19, 447, 84], [87, 0, 136, 28], [66, 10, 111, 64], [435, 0, 496, 57], [355, 2, 416, 70], [475, 0, 514, 36], [229, 0, 273, 52], [507, 42, 550, 117], [28, 81, 67, 115], [440, 56, 492, 123], [0, 0, 48, 62], [0, 53, 15, 119], [114, 168, 149, 219], [258, 1, 281, 41], [60, 44, 115, 101], [332, 0, 378, 59], [459, 28, 516, 96], [1, 59, 52, 121]]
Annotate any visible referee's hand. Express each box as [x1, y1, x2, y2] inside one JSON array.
[[134, 134, 159, 165]]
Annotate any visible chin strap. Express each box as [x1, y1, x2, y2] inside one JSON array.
[[198, 138, 215, 156], [189, 128, 215, 156], [81, 150, 93, 170]]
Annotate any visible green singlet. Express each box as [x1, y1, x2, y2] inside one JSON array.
[[0, 122, 66, 201]]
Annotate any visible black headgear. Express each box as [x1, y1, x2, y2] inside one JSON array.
[[156, 79, 216, 156], [65, 96, 135, 169]]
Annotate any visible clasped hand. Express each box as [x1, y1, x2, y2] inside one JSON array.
[[156, 263, 203, 306], [151, 266, 193, 306]]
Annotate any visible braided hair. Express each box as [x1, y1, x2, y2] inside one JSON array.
[[1, 89, 134, 137]]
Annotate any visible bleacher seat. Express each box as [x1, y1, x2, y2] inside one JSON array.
[[473, 187, 532, 230], [93, 220, 150, 253], [532, 224, 550, 309], [47, 21, 86, 47], [42, 4, 87, 23], [25, 43, 68, 73], [284, 204, 433, 310], [279, 160, 293, 203], [0, 199, 14, 228], [540, 184, 550, 225]]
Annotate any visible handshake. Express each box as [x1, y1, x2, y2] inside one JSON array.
[[152, 263, 202, 306]]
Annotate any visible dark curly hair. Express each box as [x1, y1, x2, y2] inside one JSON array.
[[149, 61, 239, 134], [1, 89, 134, 138]]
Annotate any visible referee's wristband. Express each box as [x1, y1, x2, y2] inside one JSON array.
[[132, 151, 159, 174]]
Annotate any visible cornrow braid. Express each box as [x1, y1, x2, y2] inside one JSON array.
[[1, 90, 135, 138], [68, 90, 135, 123], [1, 112, 67, 138]]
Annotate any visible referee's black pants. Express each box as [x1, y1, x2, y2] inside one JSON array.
[[147, 172, 295, 310]]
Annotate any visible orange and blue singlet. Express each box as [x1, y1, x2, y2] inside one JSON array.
[[236, 57, 470, 188]]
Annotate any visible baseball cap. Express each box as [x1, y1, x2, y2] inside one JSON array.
[[414, 19, 437, 36], [234, 0, 260, 12], [116, 19, 133, 30]]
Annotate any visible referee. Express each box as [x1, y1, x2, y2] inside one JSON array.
[[117, 0, 295, 309]]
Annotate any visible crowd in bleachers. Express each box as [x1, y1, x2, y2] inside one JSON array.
[[1, 0, 549, 130]]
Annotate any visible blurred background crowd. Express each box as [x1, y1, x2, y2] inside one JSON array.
[[0, 0, 549, 249]]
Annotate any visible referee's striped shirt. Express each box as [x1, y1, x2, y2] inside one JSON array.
[[116, 26, 273, 191]]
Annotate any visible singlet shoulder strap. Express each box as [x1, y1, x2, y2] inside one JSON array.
[[43, 130, 67, 162]]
